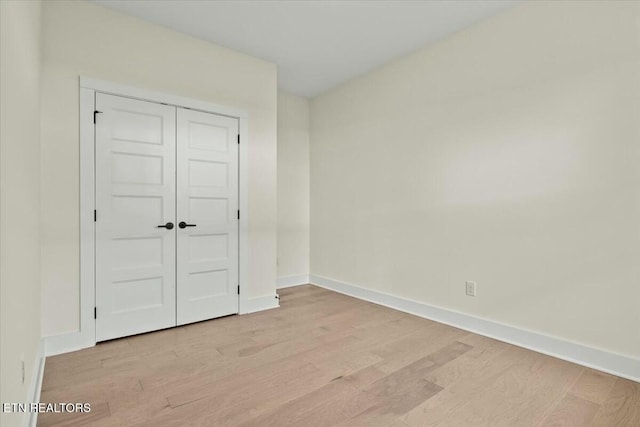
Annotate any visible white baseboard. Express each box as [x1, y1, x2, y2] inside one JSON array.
[[276, 274, 310, 289], [44, 331, 93, 357], [245, 295, 280, 313], [309, 274, 640, 383], [26, 339, 46, 427]]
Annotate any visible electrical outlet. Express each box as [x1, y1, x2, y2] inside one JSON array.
[[21, 359, 25, 384], [465, 281, 476, 297]]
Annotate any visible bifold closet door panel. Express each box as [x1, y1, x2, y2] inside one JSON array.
[[95, 93, 177, 342], [176, 108, 239, 325]]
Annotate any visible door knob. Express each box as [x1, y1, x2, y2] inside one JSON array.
[[157, 222, 174, 230], [178, 221, 197, 229]]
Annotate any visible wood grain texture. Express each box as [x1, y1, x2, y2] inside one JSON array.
[[590, 378, 640, 427], [38, 285, 640, 426], [569, 369, 618, 405], [540, 394, 600, 427]]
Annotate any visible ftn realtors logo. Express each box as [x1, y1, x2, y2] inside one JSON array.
[[2, 402, 91, 413]]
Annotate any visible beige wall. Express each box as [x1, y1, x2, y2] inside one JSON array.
[[40, 1, 277, 336], [0, 1, 43, 426], [277, 92, 310, 279], [311, 0, 640, 357]]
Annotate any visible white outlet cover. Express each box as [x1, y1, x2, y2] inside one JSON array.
[[465, 281, 477, 297]]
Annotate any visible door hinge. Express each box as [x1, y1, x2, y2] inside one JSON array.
[[237, 134, 240, 144], [94, 307, 97, 319], [94, 210, 97, 222], [93, 110, 103, 124], [237, 210, 240, 220], [237, 285, 240, 295]]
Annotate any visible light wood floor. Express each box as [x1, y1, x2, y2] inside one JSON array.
[[39, 285, 639, 426]]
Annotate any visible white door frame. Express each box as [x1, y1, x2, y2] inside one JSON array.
[[78, 77, 250, 348]]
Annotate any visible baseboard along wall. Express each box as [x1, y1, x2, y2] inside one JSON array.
[[26, 339, 46, 427], [276, 274, 310, 289], [244, 295, 280, 314], [309, 274, 640, 383]]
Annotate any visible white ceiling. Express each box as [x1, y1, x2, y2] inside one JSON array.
[[91, 0, 520, 98]]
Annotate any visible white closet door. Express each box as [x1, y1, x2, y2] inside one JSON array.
[[95, 93, 177, 341], [176, 108, 239, 325]]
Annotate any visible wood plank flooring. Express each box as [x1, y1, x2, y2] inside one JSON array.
[[38, 285, 640, 426]]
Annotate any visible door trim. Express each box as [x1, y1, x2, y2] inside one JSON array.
[[78, 77, 250, 349]]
